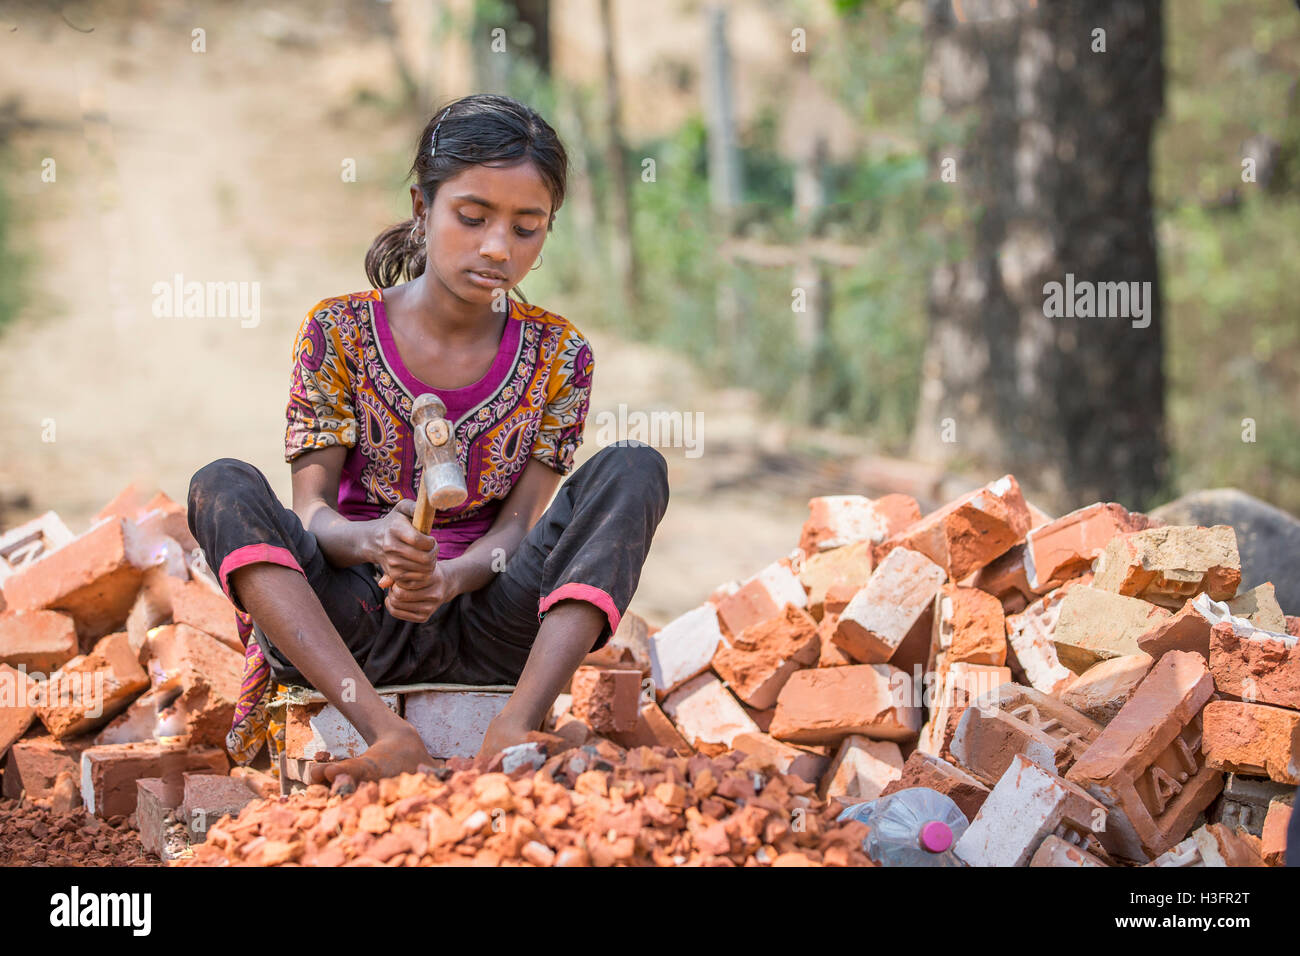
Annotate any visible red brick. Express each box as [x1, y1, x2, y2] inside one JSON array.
[[144, 623, 244, 746], [1202, 700, 1300, 785], [167, 577, 242, 650], [832, 547, 945, 664], [1, 518, 148, 645], [965, 544, 1038, 609], [1261, 800, 1292, 866], [714, 562, 807, 637], [178, 772, 259, 841], [1208, 621, 1300, 710], [1092, 525, 1240, 610], [879, 750, 991, 822], [934, 584, 1006, 667], [1288, 616, 1300, 639], [607, 700, 693, 755], [731, 731, 828, 784], [80, 741, 228, 817], [711, 605, 819, 709], [661, 674, 759, 748], [0, 609, 78, 676], [1067, 651, 1223, 862], [797, 542, 872, 620], [1023, 502, 1150, 591], [769, 664, 922, 746], [818, 735, 904, 803], [798, 494, 919, 555], [1135, 597, 1216, 660], [569, 666, 642, 734], [816, 610, 855, 667], [950, 683, 1102, 785], [0, 663, 39, 757], [1060, 653, 1154, 724], [877, 474, 1031, 581], [2, 734, 91, 801], [135, 776, 183, 859], [37, 632, 149, 739]]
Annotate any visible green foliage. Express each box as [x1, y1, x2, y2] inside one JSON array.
[[0, 147, 27, 335]]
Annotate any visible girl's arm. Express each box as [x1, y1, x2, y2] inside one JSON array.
[[291, 446, 382, 566]]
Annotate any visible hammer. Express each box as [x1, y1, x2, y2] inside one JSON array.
[[376, 393, 467, 590]]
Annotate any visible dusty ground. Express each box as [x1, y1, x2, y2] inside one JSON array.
[[0, 1, 949, 626]]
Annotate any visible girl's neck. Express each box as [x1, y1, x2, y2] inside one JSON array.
[[403, 271, 507, 346]]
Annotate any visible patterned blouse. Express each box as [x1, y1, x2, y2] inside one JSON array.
[[284, 288, 594, 559]]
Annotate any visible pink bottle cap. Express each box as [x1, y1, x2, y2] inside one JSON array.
[[920, 821, 953, 853]]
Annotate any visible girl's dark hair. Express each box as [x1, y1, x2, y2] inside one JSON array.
[[365, 93, 568, 303]]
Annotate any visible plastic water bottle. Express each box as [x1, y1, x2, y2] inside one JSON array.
[[836, 788, 970, 866]]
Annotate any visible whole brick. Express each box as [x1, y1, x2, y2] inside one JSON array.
[[950, 683, 1102, 785], [647, 603, 725, 695], [145, 623, 245, 746], [1202, 700, 1300, 785], [711, 604, 819, 709], [933, 584, 1006, 666], [0, 609, 79, 675], [879, 750, 991, 821], [832, 548, 945, 664], [769, 664, 922, 746], [1067, 651, 1223, 862], [1092, 525, 1241, 610], [878, 474, 1032, 581], [1208, 620, 1300, 710], [661, 673, 758, 748], [80, 741, 228, 817], [179, 772, 259, 842], [569, 666, 642, 734]]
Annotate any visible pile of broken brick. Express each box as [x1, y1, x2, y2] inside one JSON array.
[[2, 475, 1297, 866]]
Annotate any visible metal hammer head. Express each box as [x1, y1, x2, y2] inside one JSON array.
[[411, 393, 468, 510]]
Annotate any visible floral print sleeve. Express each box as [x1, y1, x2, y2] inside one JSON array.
[[284, 301, 358, 461], [531, 329, 594, 476]]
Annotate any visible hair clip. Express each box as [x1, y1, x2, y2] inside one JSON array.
[[430, 107, 453, 159]]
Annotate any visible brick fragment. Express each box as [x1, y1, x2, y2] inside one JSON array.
[[1211, 772, 1293, 836], [832, 548, 945, 664], [878, 474, 1031, 581], [647, 603, 725, 694], [933, 584, 1006, 666], [1092, 525, 1241, 609], [37, 632, 149, 738], [1208, 620, 1300, 709], [711, 605, 819, 709], [80, 741, 228, 817], [1226, 583, 1288, 633], [1067, 651, 1222, 862], [1, 518, 148, 645], [714, 562, 807, 636], [1028, 833, 1107, 867], [1135, 595, 1216, 660], [816, 611, 855, 667], [769, 664, 922, 746], [145, 624, 244, 746], [2, 734, 89, 800], [136, 777, 184, 859], [1261, 799, 1292, 866], [1202, 700, 1300, 785], [167, 577, 242, 650], [818, 735, 904, 803], [0, 663, 39, 757], [965, 544, 1037, 609], [798, 542, 872, 620], [284, 694, 401, 761], [955, 754, 1108, 867], [1060, 653, 1153, 724], [1147, 823, 1264, 867], [0, 609, 80, 675], [0, 511, 73, 582], [928, 661, 1013, 765], [607, 700, 693, 755], [661, 673, 758, 748], [569, 666, 642, 734], [798, 494, 918, 555], [1003, 584, 1079, 695], [583, 611, 652, 674], [951, 683, 1102, 785], [1023, 502, 1150, 591], [879, 751, 990, 821], [1052, 586, 1170, 673], [731, 731, 829, 784]]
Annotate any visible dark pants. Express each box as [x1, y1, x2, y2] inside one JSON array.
[[186, 442, 669, 690]]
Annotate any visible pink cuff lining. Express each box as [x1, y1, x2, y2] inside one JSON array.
[[218, 544, 306, 611], [538, 582, 621, 644]]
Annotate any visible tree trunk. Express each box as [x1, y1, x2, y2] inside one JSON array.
[[912, 0, 1167, 510]]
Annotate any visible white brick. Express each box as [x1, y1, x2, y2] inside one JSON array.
[[404, 686, 513, 759], [648, 603, 725, 694], [661, 673, 758, 748], [750, 561, 808, 610]]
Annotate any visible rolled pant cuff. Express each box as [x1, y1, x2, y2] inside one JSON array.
[[218, 543, 307, 613], [538, 582, 621, 647]]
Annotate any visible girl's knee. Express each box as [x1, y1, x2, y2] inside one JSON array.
[[188, 458, 265, 513]]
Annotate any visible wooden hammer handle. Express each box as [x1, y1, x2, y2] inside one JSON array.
[[412, 488, 436, 537]]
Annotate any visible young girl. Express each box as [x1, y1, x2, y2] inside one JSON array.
[[187, 93, 669, 784]]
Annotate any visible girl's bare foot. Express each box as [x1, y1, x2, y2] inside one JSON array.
[[305, 725, 435, 785]]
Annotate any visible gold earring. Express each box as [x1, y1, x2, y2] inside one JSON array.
[[530, 254, 543, 271]]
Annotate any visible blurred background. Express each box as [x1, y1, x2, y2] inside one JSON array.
[[0, 0, 1296, 624]]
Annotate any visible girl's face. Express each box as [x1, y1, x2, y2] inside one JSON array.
[[414, 161, 552, 301]]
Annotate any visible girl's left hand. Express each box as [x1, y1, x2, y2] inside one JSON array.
[[381, 562, 459, 623]]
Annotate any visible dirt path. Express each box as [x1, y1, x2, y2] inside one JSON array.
[[0, 2, 934, 625]]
